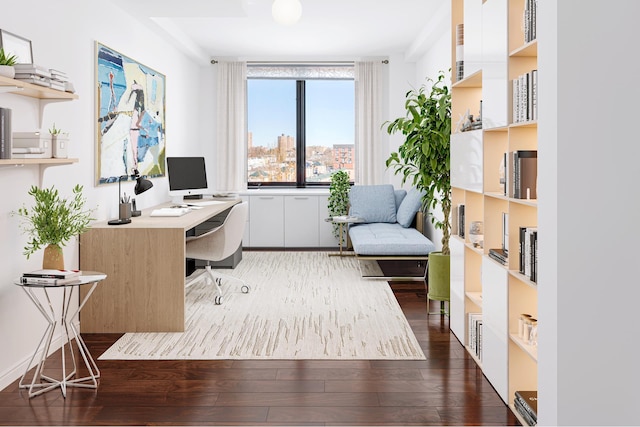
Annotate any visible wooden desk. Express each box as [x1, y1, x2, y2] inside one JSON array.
[[79, 199, 239, 333]]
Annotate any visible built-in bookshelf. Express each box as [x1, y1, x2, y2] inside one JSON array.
[[450, 0, 538, 425]]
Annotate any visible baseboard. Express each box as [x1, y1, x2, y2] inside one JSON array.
[[0, 320, 79, 392]]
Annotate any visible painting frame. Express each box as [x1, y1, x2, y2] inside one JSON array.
[[0, 29, 33, 64], [95, 42, 166, 186]]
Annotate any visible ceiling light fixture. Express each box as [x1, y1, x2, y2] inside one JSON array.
[[272, 0, 302, 26]]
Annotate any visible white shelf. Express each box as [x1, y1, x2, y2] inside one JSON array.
[[466, 291, 483, 307], [509, 333, 538, 362]]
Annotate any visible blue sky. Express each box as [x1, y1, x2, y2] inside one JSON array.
[[247, 79, 355, 148]]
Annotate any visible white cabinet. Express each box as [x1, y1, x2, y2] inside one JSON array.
[[449, 237, 466, 341], [245, 192, 335, 248], [451, 129, 483, 193], [463, 0, 483, 77], [481, 256, 509, 402], [317, 194, 338, 247], [240, 195, 250, 246], [481, 0, 508, 129], [284, 195, 318, 247], [249, 195, 284, 247]]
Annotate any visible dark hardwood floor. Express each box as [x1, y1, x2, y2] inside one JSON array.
[[0, 278, 520, 426]]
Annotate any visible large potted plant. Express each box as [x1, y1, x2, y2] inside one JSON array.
[[384, 70, 452, 312], [14, 185, 95, 269]]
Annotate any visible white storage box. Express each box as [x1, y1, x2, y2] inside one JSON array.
[[12, 131, 52, 158]]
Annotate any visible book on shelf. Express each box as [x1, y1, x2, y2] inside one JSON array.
[[468, 313, 483, 361], [20, 276, 81, 286], [514, 398, 537, 426], [22, 269, 81, 279], [456, 204, 465, 238], [509, 150, 537, 199], [519, 227, 537, 281], [514, 390, 537, 425], [502, 212, 509, 255], [488, 248, 508, 266]]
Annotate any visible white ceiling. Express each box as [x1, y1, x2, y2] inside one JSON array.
[[110, 0, 449, 64]]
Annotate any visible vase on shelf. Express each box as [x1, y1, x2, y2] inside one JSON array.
[[42, 244, 64, 270], [0, 65, 15, 79]]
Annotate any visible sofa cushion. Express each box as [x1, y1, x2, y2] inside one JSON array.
[[394, 189, 407, 210], [396, 188, 425, 228], [349, 223, 436, 256], [349, 185, 397, 223]]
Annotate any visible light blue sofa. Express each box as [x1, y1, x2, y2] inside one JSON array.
[[347, 185, 436, 258]]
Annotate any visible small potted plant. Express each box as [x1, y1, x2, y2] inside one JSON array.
[[49, 122, 69, 158], [327, 170, 351, 243], [14, 185, 95, 269], [0, 47, 17, 78]]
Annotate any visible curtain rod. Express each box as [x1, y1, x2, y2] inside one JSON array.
[[210, 59, 389, 65]]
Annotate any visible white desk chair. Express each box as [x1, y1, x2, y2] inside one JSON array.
[[185, 201, 250, 304]]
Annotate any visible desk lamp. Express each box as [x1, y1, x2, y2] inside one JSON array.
[[131, 168, 153, 216]]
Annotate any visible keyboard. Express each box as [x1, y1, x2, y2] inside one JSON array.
[[150, 207, 191, 217], [185, 200, 226, 207]]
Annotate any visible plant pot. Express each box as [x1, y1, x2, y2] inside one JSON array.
[[0, 65, 15, 79], [427, 251, 450, 313], [52, 134, 69, 158], [43, 244, 64, 270]]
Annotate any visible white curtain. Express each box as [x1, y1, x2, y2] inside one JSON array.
[[355, 61, 384, 185], [215, 61, 247, 192]]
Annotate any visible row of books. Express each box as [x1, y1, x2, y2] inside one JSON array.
[[20, 269, 82, 286], [468, 313, 482, 361], [514, 390, 537, 426], [512, 69, 538, 124], [519, 227, 538, 282], [468, 313, 483, 361], [523, 0, 538, 44], [503, 150, 538, 200], [455, 23, 464, 81]]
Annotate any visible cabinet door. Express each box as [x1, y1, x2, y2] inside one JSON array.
[[284, 196, 318, 247], [482, 0, 508, 129], [449, 237, 466, 341], [481, 256, 509, 403], [317, 194, 338, 247], [249, 195, 284, 247], [451, 130, 483, 193]]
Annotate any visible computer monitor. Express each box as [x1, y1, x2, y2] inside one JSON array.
[[166, 156, 209, 200]]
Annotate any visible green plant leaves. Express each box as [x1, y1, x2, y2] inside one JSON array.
[[383, 70, 452, 255], [13, 185, 96, 259]]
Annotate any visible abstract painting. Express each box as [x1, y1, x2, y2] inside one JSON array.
[[95, 42, 165, 185]]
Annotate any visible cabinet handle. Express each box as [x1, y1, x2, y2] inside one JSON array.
[[259, 196, 274, 200], [293, 197, 309, 200]]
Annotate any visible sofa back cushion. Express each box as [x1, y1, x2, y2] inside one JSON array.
[[349, 185, 397, 223], [394, 189, 407, 210], [396, 188, 425, 228]]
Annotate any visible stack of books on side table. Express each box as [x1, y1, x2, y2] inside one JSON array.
[[20, 269, 82, 286], [514, 390, 537, 426]]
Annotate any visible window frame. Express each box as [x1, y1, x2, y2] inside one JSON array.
[[246, 67, 355, 188]]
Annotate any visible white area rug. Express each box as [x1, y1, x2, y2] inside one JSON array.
[[99, 251, 425, 360]]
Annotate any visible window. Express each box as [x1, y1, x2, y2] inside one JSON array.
[[247, 65, 355, 187]]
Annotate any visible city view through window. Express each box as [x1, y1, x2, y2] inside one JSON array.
[[247, 78, 355, 185]]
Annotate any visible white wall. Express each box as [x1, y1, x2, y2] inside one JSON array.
[[538, 0, 640, 425], [0, 0, 203, 390]]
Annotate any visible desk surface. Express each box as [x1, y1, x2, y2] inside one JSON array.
[[90, 199, 239, 230], [79, 198, 240, 333]]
